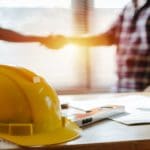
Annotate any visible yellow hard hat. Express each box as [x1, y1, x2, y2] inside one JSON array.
[[0, 65, 81, 147]]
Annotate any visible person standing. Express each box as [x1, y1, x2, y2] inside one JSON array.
[[68, 0, 150, 92]]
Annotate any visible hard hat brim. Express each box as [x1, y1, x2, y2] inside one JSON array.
[[0, 119, 81, 147]]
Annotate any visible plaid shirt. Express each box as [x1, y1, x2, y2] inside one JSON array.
[[106, 0, 150, 92]]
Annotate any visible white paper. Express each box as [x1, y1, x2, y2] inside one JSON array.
[[110, 111, 150, 125]]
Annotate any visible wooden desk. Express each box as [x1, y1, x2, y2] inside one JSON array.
[[2, 93, 150, 150]]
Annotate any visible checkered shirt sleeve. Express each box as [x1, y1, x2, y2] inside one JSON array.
[[115, 3, 150, 92]]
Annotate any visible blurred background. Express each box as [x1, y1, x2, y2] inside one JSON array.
[[0, 0, 130, 94]]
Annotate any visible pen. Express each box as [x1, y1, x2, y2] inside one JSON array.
[[61, 103, 90, 113]]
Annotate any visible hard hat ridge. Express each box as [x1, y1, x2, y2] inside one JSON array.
[[0, 65, 81, 146]]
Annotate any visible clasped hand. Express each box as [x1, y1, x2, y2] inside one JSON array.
[[40, 35, 68, 50]]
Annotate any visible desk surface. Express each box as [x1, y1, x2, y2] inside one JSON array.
[[2, 92, 150, 150]]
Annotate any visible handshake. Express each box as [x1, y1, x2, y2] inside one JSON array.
[[39, 35, 82, 50]]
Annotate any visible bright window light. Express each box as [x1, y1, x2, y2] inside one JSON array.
[[0, 0, 71, 8], [94, 0, 130, 8]]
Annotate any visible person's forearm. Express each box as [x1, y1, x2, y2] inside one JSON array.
[[0, 28, 44, 42], [69, 33, 116, 47], [2, 35, 45, 42]]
